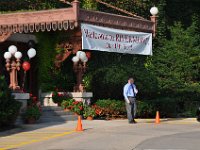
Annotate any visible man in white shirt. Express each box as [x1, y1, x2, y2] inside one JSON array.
[[123, 77, 138, 124]]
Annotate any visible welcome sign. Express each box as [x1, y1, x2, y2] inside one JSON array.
[[81, 23, 152, 55]]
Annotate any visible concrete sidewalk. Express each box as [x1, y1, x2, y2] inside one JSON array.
[[0, 118, 199, 150]]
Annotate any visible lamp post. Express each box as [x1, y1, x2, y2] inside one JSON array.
[[4, 45, 22, 90], [72, 51, 88, 92], [3, 45, 36, 91], [150, 6, 159, 37]]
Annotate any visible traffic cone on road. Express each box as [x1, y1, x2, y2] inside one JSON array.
[[76, 115, 83, 131], [155, 111, 160, 124]]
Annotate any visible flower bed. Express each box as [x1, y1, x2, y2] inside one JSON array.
[[83, 106, 96, 119], [22, 94, 42, 124], [94, 99, 126, 119], [61, 99, 127, 120], [61, 99, 83, 115], [52, 91, 69, 104]]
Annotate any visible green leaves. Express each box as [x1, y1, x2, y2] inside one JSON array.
[[0, 76, 22, 128], [0, 0, 70, 12], [150, 20, 200, 97], [23, 105, 41, 120]]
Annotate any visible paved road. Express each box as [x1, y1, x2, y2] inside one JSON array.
[[1, 119, 197, 150], [134, 131, 200, 150]]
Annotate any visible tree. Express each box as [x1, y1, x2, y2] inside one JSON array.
[[149, 20, 200, 100], [0, 0, 69, 12]]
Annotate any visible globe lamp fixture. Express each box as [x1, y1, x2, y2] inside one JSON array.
[[3, 45, 36, 91]]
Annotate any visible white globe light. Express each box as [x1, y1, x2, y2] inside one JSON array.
[[150, 6, 158, 16], [82, 57, 88, 63], [8, 45, 17, 55], [4, 52, 12, 59], [76, 51, 82, 58], [14, 51, 22, 59], [79, 52, 86, 61], [72, 56, 79, 62], [27, 48, 36, 59]]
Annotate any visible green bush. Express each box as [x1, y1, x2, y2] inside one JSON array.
[[0, 76, 22, 128], [137, 97, 200, 118], [153, 98, 180, 117], [23, 105, 41, 121], [61, 98, 75, 110], [71, 101, 84, 115], [178, 100, 199, 117], [83, 106, 96, 118], [137, 101, 156, 118], [52, 91, 69, 104], [136, 98, 180, 118], [94, 99, 126, 118], [61, 99, 84, 115]]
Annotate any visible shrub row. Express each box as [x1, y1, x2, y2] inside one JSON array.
[[61, 98, 96, 118], [137, 97, 200, 118], [55, 93, 200, 119], [94, 99, 126, 119], [0, 76, 22, 129]]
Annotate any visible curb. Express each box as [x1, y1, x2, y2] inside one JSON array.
[[135, 118, 199, 124]]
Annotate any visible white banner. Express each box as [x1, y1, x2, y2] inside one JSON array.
[[81, 23, 152, 55]]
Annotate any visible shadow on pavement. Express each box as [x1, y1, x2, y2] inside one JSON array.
[[0, 106, 78, 137]]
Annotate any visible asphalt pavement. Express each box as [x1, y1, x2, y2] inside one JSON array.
[[0, 118, 199, 150]]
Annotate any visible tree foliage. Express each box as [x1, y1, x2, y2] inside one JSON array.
[[150, 20, 200, 98], [82, 0, 200, 102], [0, 0, 199, 104], [0, 0, 69, 12]]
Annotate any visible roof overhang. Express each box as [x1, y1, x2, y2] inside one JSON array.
[[79, 9, 154, 33], [0, 0, 155, 37]]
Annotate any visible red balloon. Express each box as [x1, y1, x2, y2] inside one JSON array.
[[22, 61, 30, 71], [86, 52, 91, 59]]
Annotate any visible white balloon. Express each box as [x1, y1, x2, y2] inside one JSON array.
[[8, 45, 17, 55], [14, 51, 22, 59], [72, 56, 79, 63], [150, 6, 159, 16], [4, 52, 12, 59], [27, 48, 36, 59], [79, 52, 86, 61]]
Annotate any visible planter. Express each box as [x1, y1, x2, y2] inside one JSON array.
[[86, 116, 93, 120], [64, 108, 70, 112], [74, 113, 79, 116], [57, 102, 61, 106]]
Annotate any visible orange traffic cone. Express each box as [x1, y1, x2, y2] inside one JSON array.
[[155, 111, 160, 124], [76, 115, 84, 131]]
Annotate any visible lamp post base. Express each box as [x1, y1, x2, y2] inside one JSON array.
[[9, 85, 21, 92]]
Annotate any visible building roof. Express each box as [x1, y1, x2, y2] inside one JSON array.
[[0, 1, 155, 38]]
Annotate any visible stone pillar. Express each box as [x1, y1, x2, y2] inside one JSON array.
[[12, 93, 30, 112], [72, 0, 80, 27]]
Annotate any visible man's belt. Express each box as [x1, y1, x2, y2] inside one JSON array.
[[128, 96, 135, 98]]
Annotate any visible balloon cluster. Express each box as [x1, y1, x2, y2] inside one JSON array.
[[23, 41, 36, 71]]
